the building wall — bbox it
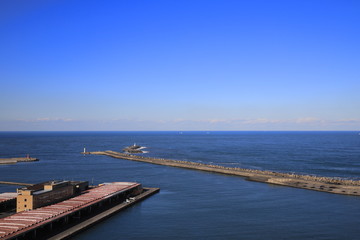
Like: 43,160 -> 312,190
131,185 -> 143,196
33,185 -> 74,209
72,181 -> 89,194
17,194 -> 33,212
17,184 -> 75,212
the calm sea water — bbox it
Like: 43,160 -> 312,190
0,131 -> 360,239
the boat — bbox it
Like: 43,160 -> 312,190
123,143 -> 144,153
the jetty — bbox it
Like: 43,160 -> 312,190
0,181 -> 33,187
85,150 -> 360,196
0,156 -> 38,165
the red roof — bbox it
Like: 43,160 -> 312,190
0,182 -> 139,239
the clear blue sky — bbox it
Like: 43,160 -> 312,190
1,0 -> 359,131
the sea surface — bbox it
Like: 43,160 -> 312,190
0,131 -> 360,239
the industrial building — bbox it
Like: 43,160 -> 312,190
16,181 -> 88,213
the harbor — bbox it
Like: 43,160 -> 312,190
1,132 -> 360,239
86,150 -> 360,196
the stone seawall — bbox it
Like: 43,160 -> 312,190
87,151 -> 360,196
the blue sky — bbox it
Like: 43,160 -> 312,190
1,0 -> 359,131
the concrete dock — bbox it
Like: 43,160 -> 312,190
86,150 -> 360,196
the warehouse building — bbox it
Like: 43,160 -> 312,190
16,181 -> 88,212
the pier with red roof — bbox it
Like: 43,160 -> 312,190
0,181 -> 159,239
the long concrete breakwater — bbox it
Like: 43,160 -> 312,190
0,181 -> 33,187
0,157 -> 38,165
86,151 -> 360,196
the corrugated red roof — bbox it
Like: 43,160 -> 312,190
0,182 -> 139,239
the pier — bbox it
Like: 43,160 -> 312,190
48,187 -> 159,240
86,151 -> 360,196
0,182 -> 159,239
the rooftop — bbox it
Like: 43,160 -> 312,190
0,182 -> 139,239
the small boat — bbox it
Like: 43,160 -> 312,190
123,143 -> 144,153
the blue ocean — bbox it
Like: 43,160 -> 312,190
0,131 -> 360,239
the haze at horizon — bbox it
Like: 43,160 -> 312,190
1,0 -> 359,131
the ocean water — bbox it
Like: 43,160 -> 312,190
0,131 -> 360,239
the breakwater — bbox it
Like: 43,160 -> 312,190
0,181 -> 33,187
86,151 -> 360,196
0,157 -> 38,165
